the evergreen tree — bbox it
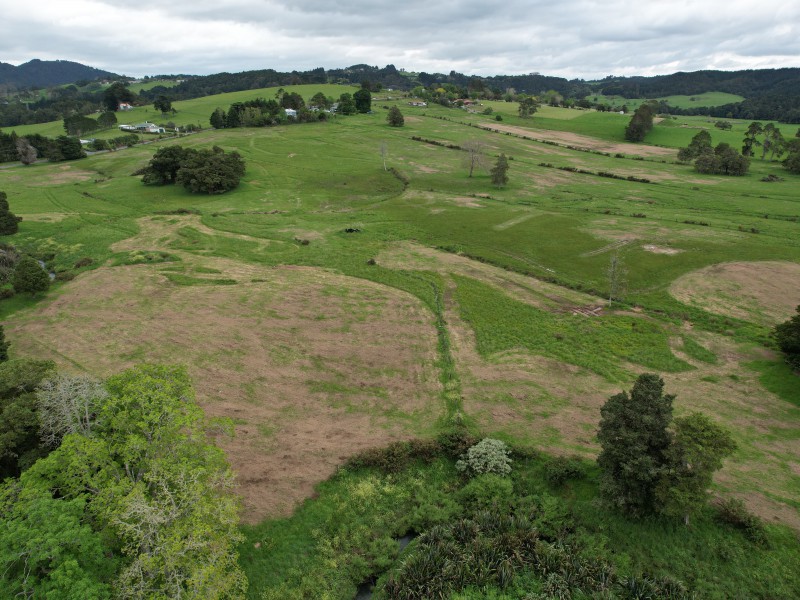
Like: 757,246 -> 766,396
12,255 -> 50,295
597,373 -> 674,517
338,93 -> 356,115
490,153 -> 509,187
210,107 -> 226,129
386,106 -> 404,127
353,88 -> 372,113
624,102 -> 656,142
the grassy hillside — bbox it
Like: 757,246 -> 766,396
588,91 -> 746,110
1,88 -> 798,597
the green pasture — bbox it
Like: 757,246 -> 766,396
1,92 -> 799,594
126,79 -> 180,93
586,91 -> 746,110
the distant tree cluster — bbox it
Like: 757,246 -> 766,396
0,131 -> 86,164
136,145 -> 246,194
678,130 -> 750,175
598,373 -> 736,524
624,102 -> 657,142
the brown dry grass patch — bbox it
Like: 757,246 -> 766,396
670,261 -> 800,326
8,257 -> 441,524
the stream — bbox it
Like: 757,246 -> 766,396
354,534 -> 416,599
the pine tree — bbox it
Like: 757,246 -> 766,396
387,106 -> 404,127
597,373 -> 674,517
490,153 -> 509,187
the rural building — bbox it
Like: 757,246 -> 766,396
118,102 -> 133,111
132,122 -> 165,133
284,108 -> 297,118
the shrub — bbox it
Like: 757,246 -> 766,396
715,498 -> 768,545
456,473 -> 514,511
12,255 -> 50,295
73,257 -> 93,269
544,456 -> 585,487
456,438 -> 512,477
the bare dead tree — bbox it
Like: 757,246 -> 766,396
462,139 -> 489,177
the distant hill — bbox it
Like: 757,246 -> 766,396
0,59 -> 118,88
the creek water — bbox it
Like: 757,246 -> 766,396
354,534 -> 416,599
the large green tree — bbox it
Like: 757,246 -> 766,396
353,88 -> 372,113
490,153 -> 509,187
624,102 -> 656,142
387,106 -> 404,127
656,413 -> 736,525
597,373 -> 674,517
517,95 -> 540,118
176,146 -> 246,194
138,145 -> 188,185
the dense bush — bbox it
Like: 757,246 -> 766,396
715,498 -> 768,545
137,145 -> 246,194
543,455 -> 585,487
456,438 -> 512,477
12,255 -> 50,295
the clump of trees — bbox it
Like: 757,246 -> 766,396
773,305 -> 800,370
136,145 -> 246,194
624,102 -> 657,142
598,373 -> 736,524
678,131 -> 750,175
0,364 -> 248,598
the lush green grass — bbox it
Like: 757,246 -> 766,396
747,359 -> 800,407
239,450 -> 800,599
587,91 -> 746,110
452,274 -> 690,381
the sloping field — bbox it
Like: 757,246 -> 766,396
670,261 -> 800,326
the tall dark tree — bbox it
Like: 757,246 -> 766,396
353,88 -> 372,113
597,373 -> 674,517
102,81 -> 136,112
96,111 -> 117,129
210,107 -> 226,129
338,93 -> 356,115
624,102 -> 657,142
47,136 -> 86,162
138,145 -> 188,185
153,95 -> 172,114
677,129 -> 712,161
490,153 -> 509,187
742,121 -> 763,157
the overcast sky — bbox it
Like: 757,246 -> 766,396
1,0 -> 798,80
